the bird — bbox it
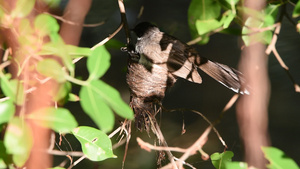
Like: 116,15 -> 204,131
126,22 -> 248,131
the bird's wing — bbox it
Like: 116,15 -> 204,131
159,33 -> 202,84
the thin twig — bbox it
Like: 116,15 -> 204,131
67,155 -> 86,169
44,12 -> 105,27
137,137 -> 187,153
91,23 -> 124,50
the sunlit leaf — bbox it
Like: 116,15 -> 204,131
11,0 -> 35,18
80,83 -> 115,133
27,107 -> 78,133
4,117 -> 33,167
68,93 -> 80,102
222,11 -> 236,28
262,147 -> 299,169
225,161 -> 248,169
72,126 -> 116,161
88,46 -> 110,80
34,14 -> 59,37
211,151 -> 234,169
0,100 -> 15,124
188,0 -> 221,41
66,45 -> 92,58
196,19 -> 222,35
37,59 -> 66,83
1,79 -> 24,105
18,19 -> 33,36
52,82 -> 71,102
89,80 -> 134,120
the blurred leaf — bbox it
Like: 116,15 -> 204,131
88,46 -> 110,80
211,151 -> 234,169
40,35 -> 74,74
242,16 -> 272,46
72,126 -> 116,161
11,0 -> 35,18
66,45 -> 92,58
4,117 -> 33,167
105,39 -> 125,49
225,161 -> 248,169
27,107 -> 78,133
48,167 -> 65,169
80,82 -> 115,133
0,140 -> 12,169
89,80 -> 134,120
52,82 -> 71,102
68,93 -> 80,102
1,79 -> 24,105
262,147 -> 299,169
293,0 -> 300,18
18,19 -> 33,36
0,100 -> 15,124
196,19 -> 222,35
34,14 -> 59,37
37,59 -> 66,83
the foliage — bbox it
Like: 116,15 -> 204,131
0,0 -> 300,168
0,0 -> 133,167
211,147 -> 299,169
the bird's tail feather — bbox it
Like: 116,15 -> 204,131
198,60 -> 249,95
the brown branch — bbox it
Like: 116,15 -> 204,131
265,22 -> 300,92
160,126 -> 212,169
91,23 -> 124,50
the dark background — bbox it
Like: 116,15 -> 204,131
56,0 -> 300,168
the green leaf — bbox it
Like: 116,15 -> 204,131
105,39 -> 125,49
37,59 -> 66,83
48,167 -> 66,169
68,93 -> 80,102
225,161 -> 248,169
0,100 -> 15,124
18,19 -> 33,36
89,80 -> 134,120
11,0 -> 35,18
66,45 -> 92,58
211,151 -> 234,169
242,16 -> 272,46
4,117 -> 33,167
72,126 -> 116,161
27,107 -> 78,133
39,35 -> 74,74
222,11 -> 236,29
34,14 -> 59,37
88,46 -> 110,80
262,147 -> 299,169
293,0 -> 300,18
196,19 -> 222,35
1,79 -> 24,105
80,83 -> 115,133
52,82 -> 71,102
188,0 -> 221,41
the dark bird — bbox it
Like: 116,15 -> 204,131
126,22 -> 248,131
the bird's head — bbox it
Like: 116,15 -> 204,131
132,22 -> 158,38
